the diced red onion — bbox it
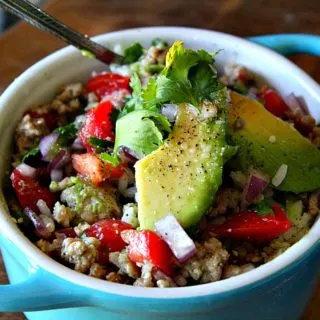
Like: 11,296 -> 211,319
49,149 -> 71,170
285,93 -> 309,115
71,137 -> 85,150
50,169 -> 63,182
161,104 -> 178,122
16,163 -> 36,178
244,173 -> 269,204
39,133 -> 59,158
36,199 -> 52,217
155,214 -> 197,263
24,207 -> 52,239
118,146 -> 140,164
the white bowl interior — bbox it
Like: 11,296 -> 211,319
0,27 -> 320,299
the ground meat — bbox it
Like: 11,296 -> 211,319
36,238 -> 63,254
209,188 -> 242,216
61,237 -> 100,273
106,272 -> 125,283
230,171 -> 248,189
173,272 -> 188,287
89,263 -> 107,279
285,109 -> 318,142
230,241 -> 264,265
15,114 -> 49,155
153,270 -> 176,288
222,264 -> 255,279
182,237 -> 229,284
49,83 -> 84,115
262,211 -> 312,262
308,191 -> 320,215
133,264 -> 176,288
109,250 -> 140,279
53,201 -> 75,227
56,83 -> 83,102
133,263 -> 154,287
74,222 -> 90,237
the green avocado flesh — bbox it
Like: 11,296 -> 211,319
135,102 -> 226,230
227,91 -> 320,193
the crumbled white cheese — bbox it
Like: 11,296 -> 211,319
53,201 -> 74,227
61,237 -> 100,273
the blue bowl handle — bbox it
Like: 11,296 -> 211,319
0,268 -> 86,312
248,34 -> 320,56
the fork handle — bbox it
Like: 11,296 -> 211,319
0,0 -> 120,64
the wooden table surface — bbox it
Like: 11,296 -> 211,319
0,0 -> 319,319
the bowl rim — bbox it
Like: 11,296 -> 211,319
0,26 -> 320,299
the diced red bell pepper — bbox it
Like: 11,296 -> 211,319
72,153 -> 125,185
208,204 -> 291,242
109,164 -> 126,180
11,169 -> 55,213
121,229 -> 175,276
86,73 -> 130,100
259,88 -> 290,118
79,100 -> 115,152
86,219 -> 133,264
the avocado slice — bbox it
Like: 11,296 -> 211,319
135,101 -> 226,230
227,91 -> 320,193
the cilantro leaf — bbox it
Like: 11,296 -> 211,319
22,146 -> 40,163
154,41 -> 221,108
156,74 -> 197,106
114,110 -> 171,158
119,73 -> 144,117
55,123 -> 78,147
120,73 -> 158,117
55,123 -> 77,138
253,198 -> 273,215
100,152 -> 120,166
123,43 -> 144,64
141,77 -> 158,109
87,137 -> 113,153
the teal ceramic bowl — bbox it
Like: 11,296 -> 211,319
0,27 -> 320,320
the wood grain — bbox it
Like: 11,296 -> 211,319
0,0 -> 319,319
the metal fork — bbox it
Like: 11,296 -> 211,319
0,0 -> 122,64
